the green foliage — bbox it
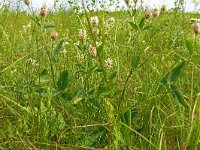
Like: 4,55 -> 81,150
0,1 -> 200,149
57,70 -> 69,91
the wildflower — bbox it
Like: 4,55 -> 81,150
107,17 -> 115,26
96,41 -> 102,47
90,16 -> 99,27
192,22 -> 200,35
105,58 -> 112,69
104,30 -> 109,37
145,10 -> 151,19
89,45 -> 97,58
161,5 -> 167,12
40,6 -> 47,17
92,28 -> 99,36
51,31 -> 58,41
23,0 -> 30,6
27,58 -> 39,66
153,8 -> 159,18
79,29 -> 87,41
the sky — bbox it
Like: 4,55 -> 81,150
1,0 -> 200,12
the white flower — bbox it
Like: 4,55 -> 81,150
96,41 -> 102,47
89,45 -> 97,58
79,29 -> 87,41
108,17 -> 115,24
192,22 -> 200,35
92,28 -> 99,36
51,31 -> 58,40
90,16 -> 99,27
105,58 -> 112,69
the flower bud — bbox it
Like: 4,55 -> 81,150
40,6 -> 47,17
92,28 -> 99,36
51,31 -> 58,41
145,10 -> 151,19
153,8 -> 159,18
192,22 -> 200,35
90,16 -> 99,27
79,29 -> 87,41
161,5 -> 167,13
105,58 -> 112,69
89,45 -> 97,58
23,0 -> 31,6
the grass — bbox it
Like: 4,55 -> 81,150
0,1 -> 200,149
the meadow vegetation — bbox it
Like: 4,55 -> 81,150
0,0 -> 200,149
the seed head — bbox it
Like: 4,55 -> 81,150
79,29 -> 87,41
104,30 -> 109,37
105,58 -> 112,69
145,10 -> 151,19
92,28 -> 99,36
192,22 -> 200,35
89,45 -> 97,58
153,8 -> 159,18
161,5 -> 167,12
23,0 -> 31,6
90,16 -> 99,27
40,6 -> 47,17
51,31 -> 58,41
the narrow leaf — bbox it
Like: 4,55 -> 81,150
132,9 -> 137,16
54,39 -> 64,56
168,60 -> 187,82
185,39 -> 193,55
139,17 -> 145,29
43,22 -> 57,29
170,85 -> 188,107
131,55 -> 140,69
143,26 -> 152,30
57,70 -> 69,91
129,22 -> 138,30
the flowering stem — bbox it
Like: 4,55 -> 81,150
121,69 -> 133,103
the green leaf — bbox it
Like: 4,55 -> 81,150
110,71 -> 117,81
121,109 -> 138,125
131,55 -> 140,69
57,70 -> 69,91
129,22 -> 138,30
61,92 -> 72,101
73,97 -> 83,105
185,39 -> 193,55
143,26 -> 152,30
139,17 -> 145,29
43,22 -> 57,29
132,9 -> 137,16
54,39 -> 64,56
170,85 -> 188,107
167,60 -> 187,82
